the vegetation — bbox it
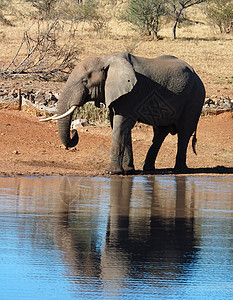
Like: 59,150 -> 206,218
205,0 -> 233,33
25,0 -> 59,19
1,0 -> 233,38
124,0 -> 166,40
73,103 -> 109,125
124,0 -> 207,39
1,19 -> 79,80
61,0 -> 110,36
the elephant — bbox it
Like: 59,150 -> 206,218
43,52 -> 205,175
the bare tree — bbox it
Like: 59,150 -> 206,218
1,20 -> 79,80
168,0 -> 206,39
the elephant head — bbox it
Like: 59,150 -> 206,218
55,55 -> 137,148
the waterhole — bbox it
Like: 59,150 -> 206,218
0,175 -> 232,299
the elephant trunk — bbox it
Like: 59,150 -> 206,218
57,115 -> 79,149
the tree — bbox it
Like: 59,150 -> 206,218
25,0 -> 59,19
168,0 -> 206,39
125,0 -> 166,40
61,0 -> 110,36
205,0 -> 233,33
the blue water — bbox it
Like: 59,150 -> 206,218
0,175 -> 232,299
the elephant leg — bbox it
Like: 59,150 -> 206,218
143,126 -> 169,171
107,114 -> 135,175
174,101 -> 202,172
174,131 -> 192,172
109,107 -> 114,129
122,132 -> 135,174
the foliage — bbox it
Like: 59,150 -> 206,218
73,103 -> 109,125
205,0 -> 233,33
123,0 -> 166,40
25,0 -> 60,19
67,0 -> 110,36
61,0 -> 97,21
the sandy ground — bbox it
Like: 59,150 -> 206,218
0,108 -> 232,177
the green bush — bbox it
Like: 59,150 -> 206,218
73,103 -> 110,125
205,0 -> 233,33
25,0 -> 59,19
61,0 -> 110,36
123,0 -> 166,40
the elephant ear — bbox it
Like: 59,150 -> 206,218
104,57 -> 137,107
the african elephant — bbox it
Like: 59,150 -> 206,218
45,52 -> 205,174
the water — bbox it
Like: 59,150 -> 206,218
0,175 -> 232,299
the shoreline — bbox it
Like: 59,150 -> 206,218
0,109 -> 232,178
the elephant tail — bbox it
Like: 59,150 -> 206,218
192,130 -> 197,155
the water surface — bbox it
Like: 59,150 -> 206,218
0,175 -> 232,299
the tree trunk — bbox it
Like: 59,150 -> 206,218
172,9 -> 183,40
172,19 -> 178,39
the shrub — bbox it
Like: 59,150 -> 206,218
73,103 -> 109,125
61,0 -> 110,36
25,0 -> 59,19
123,0 -> 166,40
205,0 -> 233,33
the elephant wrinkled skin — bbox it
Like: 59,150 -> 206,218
55,52 -> 205,175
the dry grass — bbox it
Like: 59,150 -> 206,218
0,4 -> 233,98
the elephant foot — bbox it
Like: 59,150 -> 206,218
142,163 -> 156,173
105,164 -> 124,175
174,164 -> 189,174
143,169 -> 156,175
105,169 -> 136,175
105,165 -> 135,175
123,168 -> 135,175
105,169 -> 124,175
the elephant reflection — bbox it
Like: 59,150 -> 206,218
55,176 -> 199,284
102,176 -> 197,281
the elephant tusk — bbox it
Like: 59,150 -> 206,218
39,105 -> 77,122
52,106 -> 77,120
39,114 -> 57,122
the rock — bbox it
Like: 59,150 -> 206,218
12,150 -> 20,155
202,95 -> 233,115
204,98 -> 215,106
34,92 -> 47,105
71,119 -> 90,129
25,90 -> 35,102
0,87 -> 232,117
54,93 -> 59,100
0,90 -> 8,96
46,92 -> 58,106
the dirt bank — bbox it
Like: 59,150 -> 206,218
0,109 -> 232,177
